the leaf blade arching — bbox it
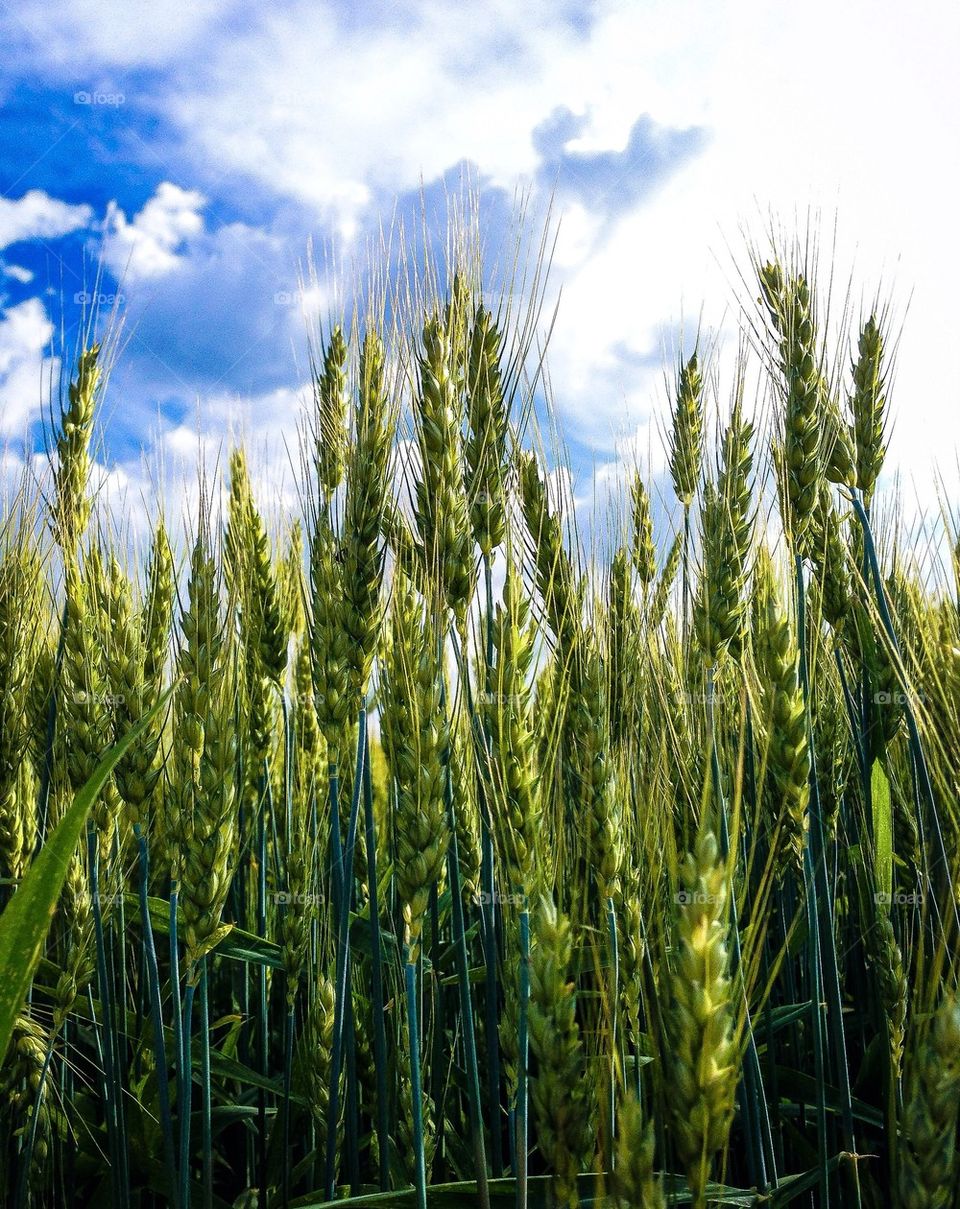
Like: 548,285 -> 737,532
0,686 -> 174,1063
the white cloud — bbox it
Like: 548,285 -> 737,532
1,0 -> 229,71
520,0 -> 960,512
3,264 -> 35,284
104,182 -> 207,281
4,0 -> 960,514
0,298 -> 57,437
0,189 -> 92,251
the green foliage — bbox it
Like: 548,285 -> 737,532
0,231 -> 957,1209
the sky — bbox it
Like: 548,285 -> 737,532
1,0 -> 959,541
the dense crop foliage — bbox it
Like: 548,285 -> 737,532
1,231 -> 959,1208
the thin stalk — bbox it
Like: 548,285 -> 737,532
135,825 -> 177,1207
87,824 -> 125,1209
482,554 -> 504,1177
256,780 -> 269,1209
443,793 -> 491,1209
362,722 -> 390,1190
516,907 -> 530,1209
405,957 -> 427,1209
169,882 -> 183,1197
605,896 -> 619,1177
794,555 -> 833,1207
200,964 -> 212,1209
178,980 -> 196,1209
233,691 -> 255,1191
281,692 -> 296,1209
345,988 -> 361,1193
282,1006 -> 295,1209
110,836 -> 131,1205
324,713 -> 368,1200
682,505 -> 691,643
329,762 -> 343,934
428,883 -> 445,1166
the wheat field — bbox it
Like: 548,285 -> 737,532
0,223 -> 958,1209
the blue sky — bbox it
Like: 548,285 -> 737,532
1,0 -> 959,534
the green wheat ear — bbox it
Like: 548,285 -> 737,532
341,328 -> 393,709
528,896 -> 588,1209
668,829 -> 738,1209
760,262 -> 824,556
867,910 -> 907,1084
669,349 -> 704,508
0,539 -> 44,884
810,482 -> 851,628
484,564 -> 539,902
313,323 -> 349,502
607,545 -> 641,746
173,530 -> 237,980
465,301 -> 510,555
378,574 -> 449,963
694,399 -> 754,664
898,996 -> 960,1209
612,1091 -> 666,1209
751,546 -> 810,874
518,448 -> 582,650
53,343 -> 101,558
412,312 -> 473,622
630,471 -> 657,587
850,312 -> 888,502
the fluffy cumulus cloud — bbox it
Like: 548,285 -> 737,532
0,297 -> 56,437
103,183 -> 207,280
0,189 -> 92,250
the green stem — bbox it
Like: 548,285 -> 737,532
482,554 -> 504,1178
324,713 -> 368,1200
135,825 -> 177,1208
256,775 -> 269,1209
516,908 -> 530,1209
794,555 -> 833,1207
605,896 -> 619,1178
405,957 -> 427,1209
444,816 -> 491,1206
362,722 -> 391,1191
178,980 -> 196,1209
87,823 -> 126,1209
200,964 -> 212,1209
282,1005 -> 295,1209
